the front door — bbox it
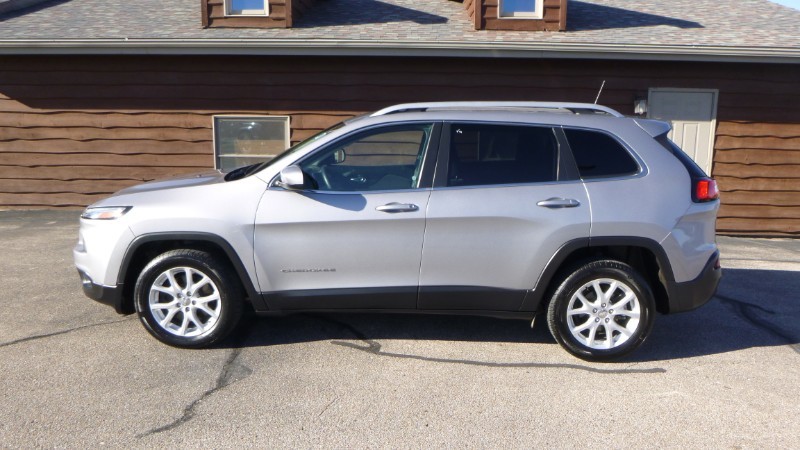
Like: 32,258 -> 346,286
418,122 -> 591,311
648,88 -> 719,174
253,122 -> 438,310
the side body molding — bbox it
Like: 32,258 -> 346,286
519,236 -> 679,313
117,232 -> 267,311
520,238 -> 589,312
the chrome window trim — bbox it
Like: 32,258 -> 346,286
428,178 -> 585,192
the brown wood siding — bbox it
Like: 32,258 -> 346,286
478,0 -> 564,31
202,0 -> 289,28
0,55 -> 799,236
463,0 -> 478,30
713,121 -> 800,236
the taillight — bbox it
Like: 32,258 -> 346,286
695,178 -> 719,202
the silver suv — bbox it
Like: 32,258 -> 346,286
74,102 -> 722,361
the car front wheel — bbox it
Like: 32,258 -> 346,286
546,259 -> 655,362
134,249 -> 243,348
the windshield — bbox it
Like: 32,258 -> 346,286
224,121 -> 347,181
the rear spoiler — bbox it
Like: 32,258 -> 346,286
634,118 -> 671,137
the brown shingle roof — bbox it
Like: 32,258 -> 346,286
0,0 -> 799,57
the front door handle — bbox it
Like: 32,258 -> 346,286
376,202 -> 419,213
537,198 -> 581,208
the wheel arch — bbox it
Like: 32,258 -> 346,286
521,236 -> 676,315
117,232 -> 265,314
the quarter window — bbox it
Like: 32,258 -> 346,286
300,124 -> 433,192
226,0 -> 268,16
214,116 -> 289,171
563,129 -> 640,178
446,123 -> 558,187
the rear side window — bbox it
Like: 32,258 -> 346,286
564,129 -> 639,178
447,123 -> 558,187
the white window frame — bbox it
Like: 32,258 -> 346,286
498,0 -> 544,19
213,115 -> 290,170
225,0 -> 269,16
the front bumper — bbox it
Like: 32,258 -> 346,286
78,270 -> 128,314
667,250 -> 722,313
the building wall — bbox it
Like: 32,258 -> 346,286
0,55 -> 798,235
713,121 -> 800,235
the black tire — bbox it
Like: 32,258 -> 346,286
546,259 -> 655,362
134,249 -> 243,348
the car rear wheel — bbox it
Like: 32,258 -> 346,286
134,249 -> 243,348
546,259 -> 655,362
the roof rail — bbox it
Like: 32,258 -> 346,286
370,101 -> 624,118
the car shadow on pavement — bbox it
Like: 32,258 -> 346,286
237,311 -> 550,347
628,268 -> 800,362
223,268 -> 799,363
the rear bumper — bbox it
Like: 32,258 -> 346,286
666,250 -> 722,313
78,270 -> 128,314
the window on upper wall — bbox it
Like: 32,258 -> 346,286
214,116 -> 289,171
226,0 -> 268,16
498,0 -> 544,18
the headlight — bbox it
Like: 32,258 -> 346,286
80,206 -> 132,220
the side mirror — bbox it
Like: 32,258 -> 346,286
334,149 -> 346,164
276,165 -> 306,190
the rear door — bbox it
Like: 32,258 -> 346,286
254,122 -> 439,310
648,88 -> 718,174
418,122 -> 591,311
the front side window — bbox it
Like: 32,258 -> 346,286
299,124 -> 433,192
226,0 -> 268,16
498,0 -> 543,18
446,123 -> 558,187
563,129 -> 640,179
214,116 -> 289,171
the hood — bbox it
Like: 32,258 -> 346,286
114,170 -> 225,196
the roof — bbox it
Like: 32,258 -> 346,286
1,0 -> 799,62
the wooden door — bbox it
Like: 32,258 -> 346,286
648,88 -> 719,175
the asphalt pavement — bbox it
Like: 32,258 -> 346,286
0,210 -> 798,448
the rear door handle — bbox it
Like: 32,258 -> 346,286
376,202 -> 419,213
537,198 -> 580,208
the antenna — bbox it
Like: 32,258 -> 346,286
594,80 -> 606,104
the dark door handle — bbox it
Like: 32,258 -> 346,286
537,198 -> 580,208
376,202 -> 419,213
